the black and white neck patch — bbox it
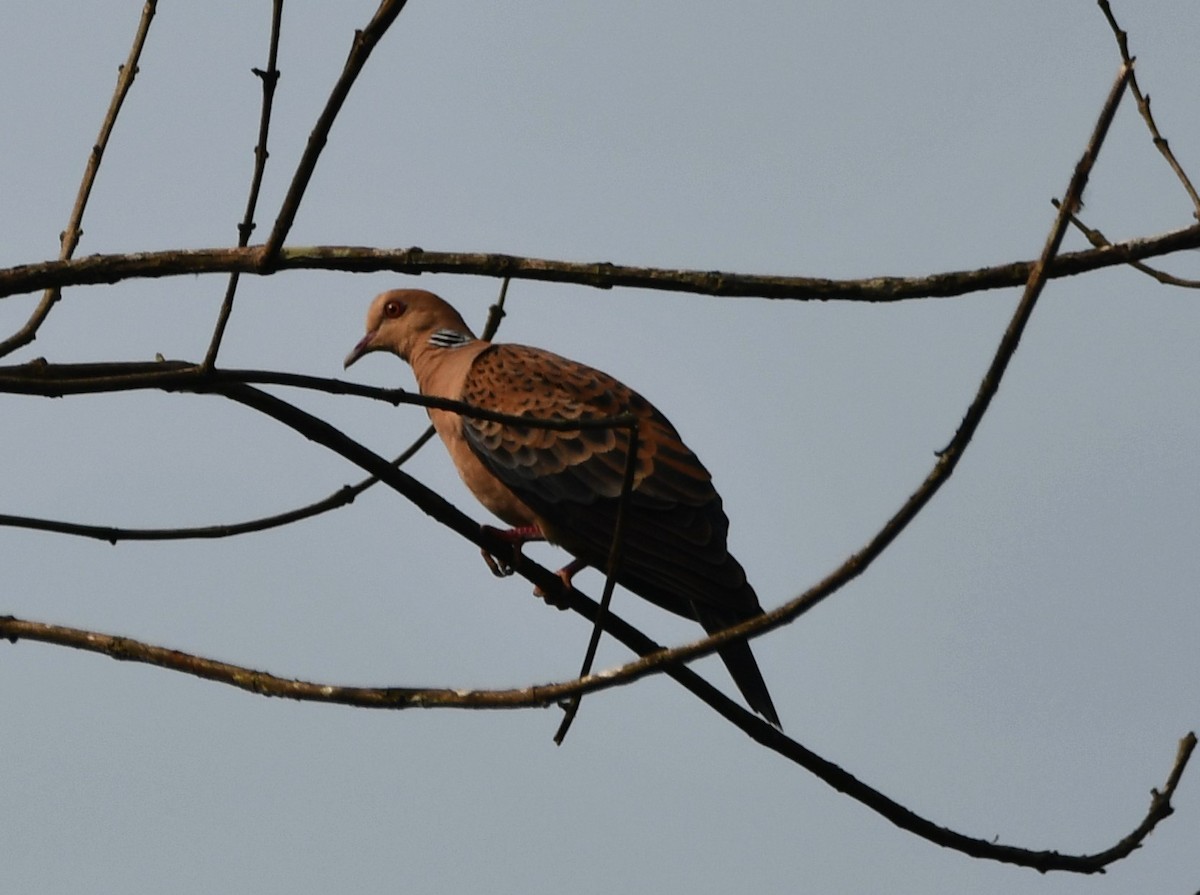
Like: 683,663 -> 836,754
428,329 -> 473,349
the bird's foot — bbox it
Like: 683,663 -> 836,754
534,558 -> 588,610
480,524 -> 543,577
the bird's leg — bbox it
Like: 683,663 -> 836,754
556,557 -> 587,589
534,557 -> 588,610
480,524 -> 544,577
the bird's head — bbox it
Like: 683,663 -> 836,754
344,289 -> 475,368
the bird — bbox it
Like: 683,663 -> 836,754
344,288 -> 780,726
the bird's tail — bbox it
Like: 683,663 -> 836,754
695,607 -> 781,728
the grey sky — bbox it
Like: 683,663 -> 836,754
2,3 -> 1197,893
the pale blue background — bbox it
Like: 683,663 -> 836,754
2,3 -> 1197,893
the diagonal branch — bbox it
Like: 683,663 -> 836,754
0,0 -> 158,359
1055,199 -> 1200,288
260,0 -> 410,262
1098,0 -> 1200,218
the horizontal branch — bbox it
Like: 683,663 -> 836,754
2,221 -> 1200,303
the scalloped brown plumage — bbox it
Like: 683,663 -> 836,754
345,288 -> 780,726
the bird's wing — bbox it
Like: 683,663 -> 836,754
459,343 -> 756,616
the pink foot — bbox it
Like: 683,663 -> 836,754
480,524 -> 544,577
535,557 -> 588,610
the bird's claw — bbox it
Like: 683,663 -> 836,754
533,572 -> 573,610
533,560 -> 587,610
480,524 -> 543,578
481,547 -> 516,578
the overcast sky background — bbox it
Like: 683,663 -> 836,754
2,3 -> 1198,893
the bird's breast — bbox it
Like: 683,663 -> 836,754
429,407 -> 542,530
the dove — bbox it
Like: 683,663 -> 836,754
345,288 -> 780,726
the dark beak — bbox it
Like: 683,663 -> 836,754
343,330 -> 376,369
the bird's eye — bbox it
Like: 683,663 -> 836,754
384,300 -> 405,318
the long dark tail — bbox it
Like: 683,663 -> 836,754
695,606 -> 781,728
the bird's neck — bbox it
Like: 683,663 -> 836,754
428,328 -> 474,349
409,330 -> 487,399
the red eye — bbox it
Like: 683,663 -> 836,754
384,300 -> 405,318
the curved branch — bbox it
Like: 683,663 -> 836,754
1,606 -> 1191,877
0,429 -> 433,544
2,280 -> 1189,875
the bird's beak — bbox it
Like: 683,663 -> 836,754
343,330 -> 376,369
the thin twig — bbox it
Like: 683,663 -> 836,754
480,277 -> 510,340
203,0 -> 285,369
1098,0 -> 1200,218
0,0 -> 158,359
0,430 -> 434,544
260,0 -> 410,262
553,418 -> 640,744
1054,199 -> 1200,287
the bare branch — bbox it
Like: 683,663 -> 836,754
0,430 -> 434,544
260,0 -> 411,261
1,124 -> 1187,868
202,0 -> 285,368
1098,0 -> 1200,218
4,222 -> 1200,306
1055,199 -> 1200,287
0,0 -> 158,359
0,362 -> 639,435
1,607 -> 1190,877
553,416 -> 641,744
